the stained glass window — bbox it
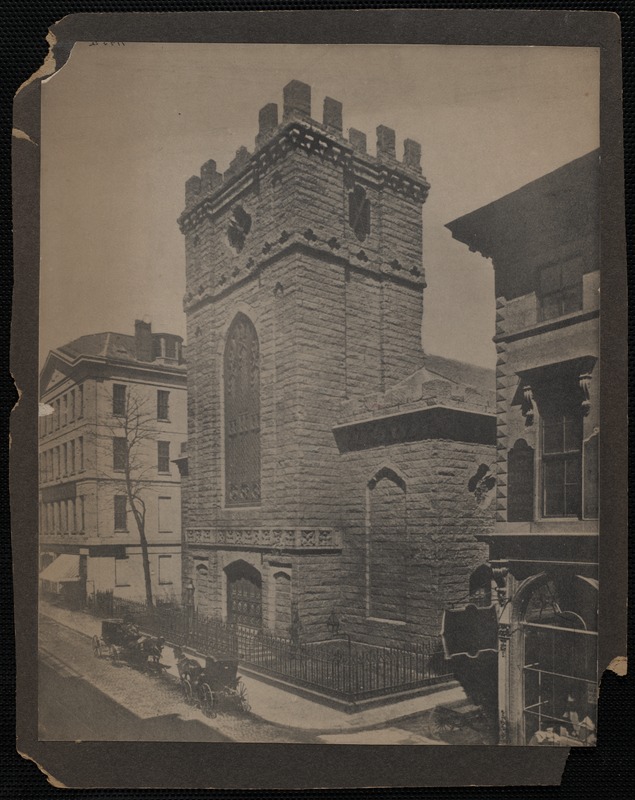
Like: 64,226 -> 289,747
224,314 -> 261,506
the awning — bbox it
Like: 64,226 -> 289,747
441,603 -> 499,659
39,554 -> 80,584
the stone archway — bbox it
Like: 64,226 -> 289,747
225,559 -> 263,629
507,571 -> 598,745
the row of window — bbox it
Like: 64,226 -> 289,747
112,438 -> 171,474
113,494 -> 176,532
40,437 -> 173,480
40,438 -> 84,483
40,497 -> 85,534
112,384 -> 171,421
40,385 -> 84,437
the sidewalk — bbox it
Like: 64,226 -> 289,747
40,601 -> 465,736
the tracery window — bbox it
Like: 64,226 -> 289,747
224,314 -> 261,506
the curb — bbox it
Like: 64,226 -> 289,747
39,607 -> 456,739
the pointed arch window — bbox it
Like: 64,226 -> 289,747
366,467 -> 408,621
224,313 -> 261,506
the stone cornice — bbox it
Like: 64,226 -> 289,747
333,405 -> 496,453
178,120 -> 430,235
183,229 -> 426,313
493,308 -> 599,344
185,527 -> 342,552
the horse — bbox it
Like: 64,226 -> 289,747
173,645 -> 204,684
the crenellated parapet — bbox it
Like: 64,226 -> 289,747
179,79 -> 429,232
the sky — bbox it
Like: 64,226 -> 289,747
40,43 -> 600,370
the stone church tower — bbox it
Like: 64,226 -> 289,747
180,81 -> 494,644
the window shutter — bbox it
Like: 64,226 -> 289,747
507,438 -> 534,522
583,429 -> 599,520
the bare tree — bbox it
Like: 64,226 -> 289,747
96,387 -> 160,607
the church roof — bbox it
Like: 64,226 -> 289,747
413,354 -> 494,396
337,353 -> 495,426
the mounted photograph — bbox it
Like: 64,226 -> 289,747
32,38 -> 609,752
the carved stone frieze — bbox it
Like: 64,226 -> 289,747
185,527 -> 342,552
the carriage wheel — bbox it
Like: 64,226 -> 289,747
92,635 -> 102,658
199,683 -> 217,718
181,679 -> 194,705
235,679 -> 251,714
431,711 -> 450,739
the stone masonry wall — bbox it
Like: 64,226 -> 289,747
179,81 -> 492,644
337,438 -> 495,647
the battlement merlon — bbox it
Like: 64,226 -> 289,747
180,80 -> 429,226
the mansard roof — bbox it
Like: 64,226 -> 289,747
40,329 -> 186,398
58,332 -> 136,362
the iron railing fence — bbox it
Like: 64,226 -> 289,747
89,593 -> 453,702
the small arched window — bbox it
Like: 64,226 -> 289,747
224,313 -> 261,506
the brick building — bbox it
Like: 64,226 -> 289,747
39,321 -> 187,607
179,80 -> 495,647
447,150 -> 600,745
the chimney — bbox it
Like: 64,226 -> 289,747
135,320 -> 153,362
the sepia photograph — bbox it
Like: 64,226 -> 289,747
33,38 -> 605,752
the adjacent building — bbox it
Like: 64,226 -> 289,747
178,80 -> 496,647
39,321 -> 187,607
447,150 -> 600,746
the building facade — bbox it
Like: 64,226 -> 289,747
39,321 -> 187,607
179,80 -> 496,647
447,150 -> 600,746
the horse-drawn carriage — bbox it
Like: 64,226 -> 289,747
92,618 -> 167,676
174,646 -> 251,717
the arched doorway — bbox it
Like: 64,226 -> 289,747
225,560 -> 262,629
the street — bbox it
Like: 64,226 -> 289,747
39,614 -> 488,745
39,616 -> 314,743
